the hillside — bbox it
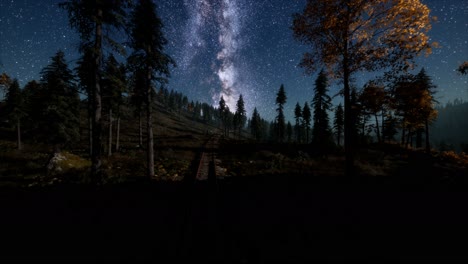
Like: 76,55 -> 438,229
0,100 -> 222,185
1,99 -> 468,262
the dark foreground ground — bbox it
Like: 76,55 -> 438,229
1,175 -> 467,262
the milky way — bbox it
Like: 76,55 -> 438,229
1,0 -> 467,121
181,0 -> 251,111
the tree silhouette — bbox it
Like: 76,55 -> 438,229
5,79 -> 24,150
359,81 -> 386,143
392,70 -> 437,150
293,0 -> 435,177
129,69 -> 146,147
302,102 -> 311,143
458,61 -> 468,75
38,51 -> 80,152
102,54 -> 127,155
128,0 -> 175,178
75,49 -> 95,157
294,102 -> 303,142
219,96 -> 229,137
234,94 -> 246,138
312,70 -> 332,150
333,103 -> 344,146
275,84 -> 287,142
60,0 -> 131,182
250,107 -> 262,140
414,68 -> 437,152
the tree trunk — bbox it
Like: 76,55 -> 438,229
17,118 -> 22,150
91,9 -> 103,184
147,66 -> 155,178
108,108 -> 112,157
116,115 -> 120,152
425,119 -> 430,153
343,49 -> 355,179
374,114 -> 381,143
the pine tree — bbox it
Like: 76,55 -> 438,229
102,54 -> 127,155
5,79 -> 24,150
302,102 -> 311,143
130,69 -> 146,148
250,107 -> 262,140
312,70 -> 332,150
414,68 -> 437,152
351,87 -> 366,144
333,103 -> 344,146
128,0 -> 174,178
234,94 -> 246,138
219,96 -> 229,136
294,102 -> 302,142
38,50 -> 80,152
76,49 -> 95,157
60,0 -> 131,182
275,84 -> 287,142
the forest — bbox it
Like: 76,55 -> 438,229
0,0 -> 467,262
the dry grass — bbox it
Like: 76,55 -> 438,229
439,151 -> 468,167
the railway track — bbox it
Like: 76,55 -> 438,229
195,134 -> 221,182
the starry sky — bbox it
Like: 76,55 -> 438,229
1,0 -> 467,122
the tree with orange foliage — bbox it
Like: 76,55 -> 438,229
0,73 -> 12,100
458,61 -> 468,75
293,0 -> 435,177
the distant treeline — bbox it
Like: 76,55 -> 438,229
432,99 -> 468,153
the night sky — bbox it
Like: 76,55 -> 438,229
1,0 -> 467,121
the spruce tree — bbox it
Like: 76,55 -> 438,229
60,0 -> 131,182
250,107 -> 261,140
234,94 -> 246,138
312,70 -> 332,151
414,68 -> 437,152
76,49 -> 95,157
302,102 -> 311,143
333,103 -> 344,146
275,84 -> 287,142
38,51 -> 80,152
128,0 -> 174,178
219,96 -> 228,136
294,102 -> 302,142
102,54 -> 127,155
